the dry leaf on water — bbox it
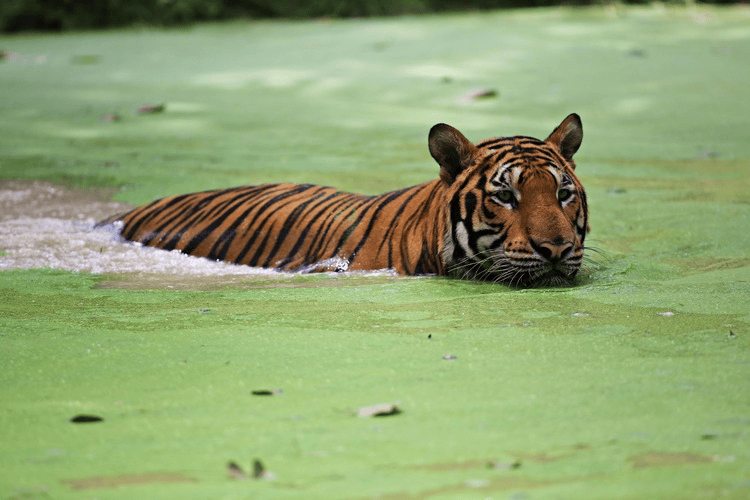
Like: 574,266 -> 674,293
251,388 -> 283,396
227,460 -> 275,480
70,414 -> 104,423
356,403 -> 401,418
137,104 -> 165,114
227,461 -> 248,480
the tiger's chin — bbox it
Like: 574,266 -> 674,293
523,269 -> 578,288
487,269 -> 579,288
449,261 -> 580,288
510,261 -> 582,287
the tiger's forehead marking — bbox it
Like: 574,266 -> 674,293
480,136 -> 567,171
487,162 -> 565,205
488,163 -> 516,186
489,163 -> 563,187
545,166 -> 563,184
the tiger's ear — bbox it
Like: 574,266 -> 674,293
429,123 -> 478,184
545,113 -> 583,165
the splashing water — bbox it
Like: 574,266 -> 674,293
0,181 -> 294,277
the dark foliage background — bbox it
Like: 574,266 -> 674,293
0,0 -> 738,33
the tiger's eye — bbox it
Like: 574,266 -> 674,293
495,190 -> 514,204
558,188 -> 573,201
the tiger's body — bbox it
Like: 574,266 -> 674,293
102,114 -> 588,286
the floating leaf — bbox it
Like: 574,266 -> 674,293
253,459 -> 276,480
357,403 -> 401,418
227,461 -> 248,480
251,388 -> 283,396
1,50 -> 19,62
487,459 -> 522,471
101,114 -> 120,122
70,414 -> 104,423
442,354 -> 456,361
253,459 -> 265,478
227,459 -> 275,480
626,48 -> 646,58
137,104 -> 165,114
460,89 -> 498,102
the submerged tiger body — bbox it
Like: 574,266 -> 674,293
102,114 -> 588,286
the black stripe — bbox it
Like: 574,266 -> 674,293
476,138 -> 512,149
206,185 -> 295,259
331,196 -> 385,256
263,187 -> 340,268
306,194 -> 369,265
463,191 -> 477,221
233,185 -> 318,265
481,199 -> 502,226
377,184 -> 429,256
122,193 -> 197,241
578,190 -> 589,245
135,188 -> 251,247
383,183 -> 440,270
166,187 -> 267,253
346,187 -> 411,265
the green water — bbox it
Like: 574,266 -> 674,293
1,5 -> 749,499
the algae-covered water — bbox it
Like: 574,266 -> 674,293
1,5 -> 749,499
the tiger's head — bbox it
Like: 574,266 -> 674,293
429,114 -> 588,286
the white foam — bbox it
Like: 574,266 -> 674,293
0,216 -> 290,276
0,182 -> 287,276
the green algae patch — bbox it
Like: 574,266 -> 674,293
586,158 -> 750,204
3,5 -> 750,499
2,269 -> 749,499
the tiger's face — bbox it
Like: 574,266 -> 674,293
429,114 -> 588,286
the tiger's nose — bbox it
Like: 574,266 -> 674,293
532,239 -> 573,263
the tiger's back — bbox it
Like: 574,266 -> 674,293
104,114 -> 588,286
112,181 -> 447,274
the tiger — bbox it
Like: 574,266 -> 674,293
100,114 -> 588,286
